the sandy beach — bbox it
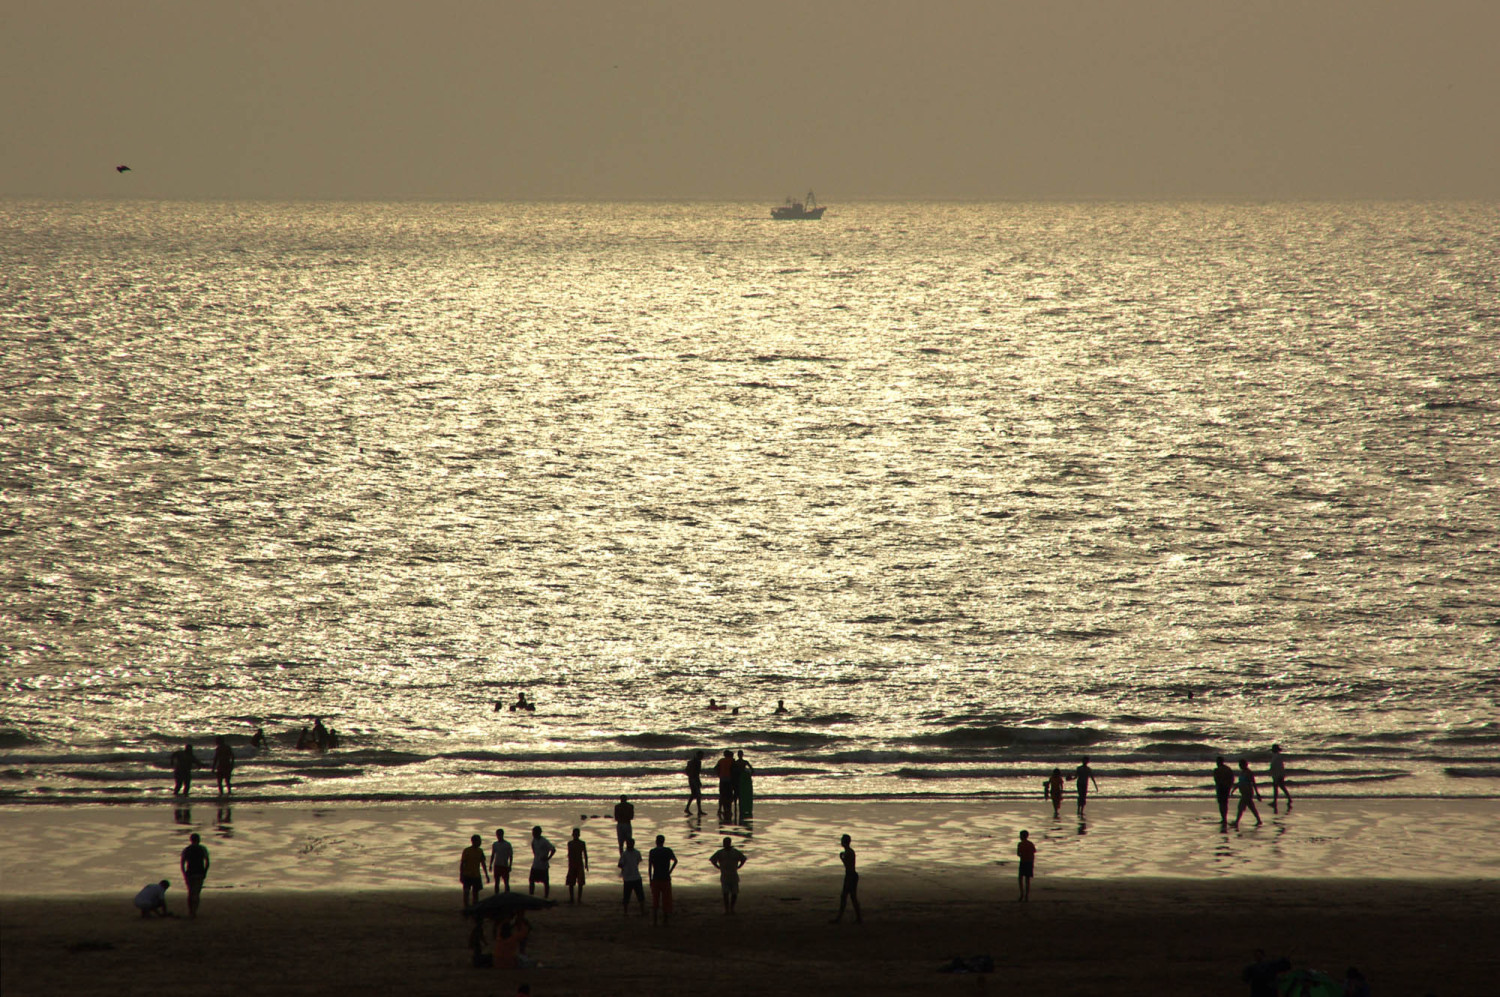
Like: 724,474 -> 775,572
4,877 -> 1497,996
4,798 -> 1499,994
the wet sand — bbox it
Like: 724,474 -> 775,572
4,877 -> 1497,996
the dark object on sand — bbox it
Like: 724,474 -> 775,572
938,955 -> 994,973
115,165 -> 131,173
1277,968 -> 1342,997
65,940 -> 116,953
464,891 -> 557,919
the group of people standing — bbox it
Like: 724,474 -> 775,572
169,737 -> 236,796
683,749 -> 755,820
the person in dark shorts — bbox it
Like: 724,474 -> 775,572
490,828 -> 513,893
714,749 -> 736,819
1213,756 -> 1236,828
1074,756 -> 1099,812
565,827 -> 589,904
460,833 -> 488,907
179,832 -> 210,918
618,837 -> 645,915
833,834 -> 861,923
528,826 -> 555,897
684,750 -> 705,815
648,834 -> 677,925
1269,744 -> 1293,812
211,736 -> 235,795
1016,830 -> 1036,901
170,741 -> 201,796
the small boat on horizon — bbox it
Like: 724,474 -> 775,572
771,191 -> 826,220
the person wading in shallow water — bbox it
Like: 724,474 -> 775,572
1269,744 -> 1293,812
1074,756 -> 1100,812
1045,767 -> 1066,818
211,736 -> 235,795
1213,755 -> 1236,828
832,834 -> 862,923
1233,759 -> 1263,828
684,750 -> 705,815
170,741 -> 201,796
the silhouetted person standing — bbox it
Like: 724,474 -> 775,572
684,750 -> 705,815
833,834 -> 861,923
1074,756 -> 1099,812
179,833 -> 210,918
648,834 -> 677,925
613,795 -> 634,853
1016,830 -> 1036,901
529,826 -> 555,897
710,836 -> 746,913
1233,759 -> 1263,828
714,749 -> 735,819
1213,756 -> 1235,827
619,837 -> 645,915
170,741 -> 203,796
211,736 -> 235,795
1269,744 -> 1293,812
490,828 -> 513,893
565,827 -> 589,904
460,833 -> 489,906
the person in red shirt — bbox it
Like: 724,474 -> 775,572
1016,830 -> 1037,902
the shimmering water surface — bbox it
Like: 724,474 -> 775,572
2,200 -> 1497,803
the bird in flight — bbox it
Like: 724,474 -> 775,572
115,165 -> 131,173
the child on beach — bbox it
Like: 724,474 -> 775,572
1045,768 -> 1065,817
491,829 -> 513,893
710,836 -> 747,914
565,827 -> 589,904
460,834 -> 489,907
1016,830 -> 1036,901
833,834 -> 861,923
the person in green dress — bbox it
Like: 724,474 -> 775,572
734,750 -> 754,819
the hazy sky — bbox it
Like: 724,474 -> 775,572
5,1 -> 1498,200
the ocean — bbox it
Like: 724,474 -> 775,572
2,199 -> 1496,806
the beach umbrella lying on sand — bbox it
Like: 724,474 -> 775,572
464,892 -> 557,919
1278,968 -> 1342,997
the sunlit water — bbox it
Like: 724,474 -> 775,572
2,200 -> 1496,804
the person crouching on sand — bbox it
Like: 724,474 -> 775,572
134,880 -> 172,918
1016,830 -> 1036,901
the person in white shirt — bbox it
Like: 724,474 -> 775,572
528,825 -> 556,898
490,829 -> 514,893
618,837 -> 645,915
1269,744 -> 1293,812
134,880 -> 171,917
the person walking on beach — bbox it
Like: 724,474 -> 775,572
179,832 -> 210,918
211,736 -> 235,795
648,834 -> 677,925
619,837 -> 645,915
170,741 -> 201,796
490,828 -> 513,893
529,826 -> 556,897
685,750 -> 705,815
134,879 -> 172,918
1233,759 -> 1263,828
565,827 -> 589,904
1016,830 -> 1036,901
833,834 -> 862,923
1269,744 -> 1293,812
613,795 -> 635,853
1213,756 -> 1236,828
710,836 -> 747,914
1045,768 -> 1066,818
461,834 -> 489,907
1074,757 -> 1100,812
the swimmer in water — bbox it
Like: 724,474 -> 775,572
773,699 -> 788,715
707,698 -> 723,711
